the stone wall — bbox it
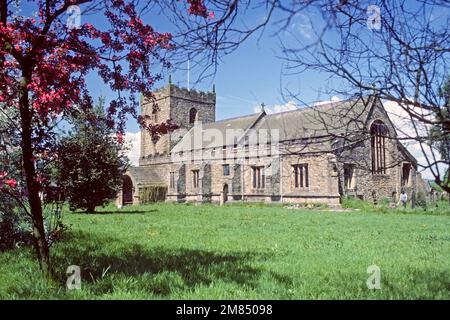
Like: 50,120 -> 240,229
202,163 -> 212,202
162,150 -> 341,205
176,164 -> 186,201
334,100 -> 417,203
279,153 -> 340,204
140,84 -> 216,160
231,164 -> 242,199
140,93 -> 172,159
169,85 -> 216,126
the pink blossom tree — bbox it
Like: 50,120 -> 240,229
0,0 -> 217,275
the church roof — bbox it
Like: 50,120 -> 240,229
126,166 -> 165,186
256,97 -> 374,142
171,96 -> 376,152
171,112 -> 264,152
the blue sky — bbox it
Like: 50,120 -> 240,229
75,1 -> 340,133
17,1 -> 316,132
17,1 -> 449,136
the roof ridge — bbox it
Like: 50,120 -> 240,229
208,97 -> 365,123
212,112 -> 262,124
263,97 -> 365,118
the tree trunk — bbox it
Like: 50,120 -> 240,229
0,1 -> 6,67
86,204 -> 96,213
18,71 -> 51,276
0,0 -> 6,26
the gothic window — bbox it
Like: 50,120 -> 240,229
252,166 -> 265,189
189,108 -> 197,124
192,170 -> 200,188
344,164 -> 355,190
292,164 -> 309,188
401,163 -> 411,186
370,120 -> 388,174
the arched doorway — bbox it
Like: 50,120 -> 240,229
223,184 -> 229,204
189,108 -> 197,124
122,175 -> 134,205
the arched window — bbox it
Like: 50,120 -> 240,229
189,108 -> 197,124
370,120 -> 388,174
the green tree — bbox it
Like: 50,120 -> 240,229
57,99 -> 128,213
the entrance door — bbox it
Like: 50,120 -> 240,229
223,184 -> 229,203
122,175 -> 133,205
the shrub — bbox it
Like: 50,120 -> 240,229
415,191 -> 427,209
0,211 -> 22,251
56,100 -> 128,213
0,196 -> 33,251
139,186 -> 167,204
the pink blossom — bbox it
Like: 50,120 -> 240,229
5,179 -> 17,189
117,133 -> 124,144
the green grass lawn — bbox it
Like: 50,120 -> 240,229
1,202 -> 449,299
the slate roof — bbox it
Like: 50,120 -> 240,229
255,98 -> 374,142
172,96 -> 375,152
126,166 -> 164,186
171,112 -> 264,152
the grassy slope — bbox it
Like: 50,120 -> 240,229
0,203 -> 449,299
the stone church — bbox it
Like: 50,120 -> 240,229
118,82 -> 420,206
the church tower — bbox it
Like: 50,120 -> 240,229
140,82 -> 216,164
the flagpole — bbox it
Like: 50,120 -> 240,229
187,59 -> 190,91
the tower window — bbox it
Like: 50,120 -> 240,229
223,164 -> 230,176
189,108 -> 197,124
370,120 -> 388,174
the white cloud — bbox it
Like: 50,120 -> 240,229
123,131 -> 140,166
253,100 -> 299,114
272,101 -> 298,113
313,96 -> 341,106
253,105 -> 263,113
253,98 -> 342,114
383,100 -> 442,180
295,14 -> 314,39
